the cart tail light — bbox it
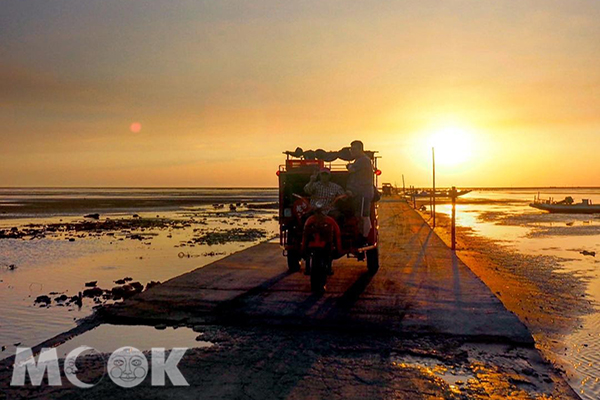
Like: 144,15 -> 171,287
375,169 -> 382,176
276,170 -> 281,176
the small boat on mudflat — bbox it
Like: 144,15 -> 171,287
530,197 -> 600,214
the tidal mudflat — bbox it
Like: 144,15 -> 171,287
0,189 -> 278,359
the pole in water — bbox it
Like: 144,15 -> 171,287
402,174 -> 406,194
451,186 -> 457,251
432,147 -> 436,228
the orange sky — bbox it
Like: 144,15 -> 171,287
1,1 -> 600,187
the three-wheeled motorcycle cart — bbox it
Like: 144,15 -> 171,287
277,149 -> 381,292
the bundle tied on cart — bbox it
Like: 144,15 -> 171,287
285,147 -> 376,161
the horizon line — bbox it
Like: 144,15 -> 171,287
1,186 -> 600,190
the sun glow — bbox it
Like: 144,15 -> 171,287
427,127 -> 474,167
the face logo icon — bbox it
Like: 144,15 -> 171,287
107,347 -> 148,388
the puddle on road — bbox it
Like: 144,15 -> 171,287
391,351 -> 548,399
392,354 -> 476,391
53,324 -> 214,358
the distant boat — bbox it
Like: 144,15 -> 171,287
530,197 -> 600,214
409,189 -> 472,198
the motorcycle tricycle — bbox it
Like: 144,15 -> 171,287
277,148 -> 381,293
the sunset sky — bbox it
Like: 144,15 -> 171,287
2,0 -> 600,187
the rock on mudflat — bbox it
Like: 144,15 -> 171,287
111,283 -> 142,299
129,282 -> 143,292
54,294 -> 68,302
145,281 -> 161,291
70,294 -> 83,307
34,295 -> 51,304
82,287 -> 103,298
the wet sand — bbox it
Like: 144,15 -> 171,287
420,203 -> 593,397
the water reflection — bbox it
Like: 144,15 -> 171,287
53,324 -> 213,358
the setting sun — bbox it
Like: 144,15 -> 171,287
427,127 -> 474,167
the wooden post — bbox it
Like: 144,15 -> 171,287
432,147 -> 436,228
402,174 -> 406,195
451,186 -> 457,251
429,195 -> 432,216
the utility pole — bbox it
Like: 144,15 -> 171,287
432,147 -> 436,228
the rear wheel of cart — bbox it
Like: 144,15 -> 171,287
304,255 -> 311,275
287,250 -> 301,272
367,247 -> 379,275
310,252 -> 327,294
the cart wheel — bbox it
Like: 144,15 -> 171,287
310,253 -> 327,294
367,248 -> 379,275
287,252 -> 301,272
304,256 -> 311,276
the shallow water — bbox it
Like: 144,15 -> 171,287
434,188 -> 600,399
52,324 -> 213,358
0,197 -> 278,359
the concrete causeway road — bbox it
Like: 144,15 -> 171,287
104,199 -> 532,345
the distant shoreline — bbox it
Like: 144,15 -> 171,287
1,186 -> 600,190
0,188 -> 278,220
0,187 -> 278,190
